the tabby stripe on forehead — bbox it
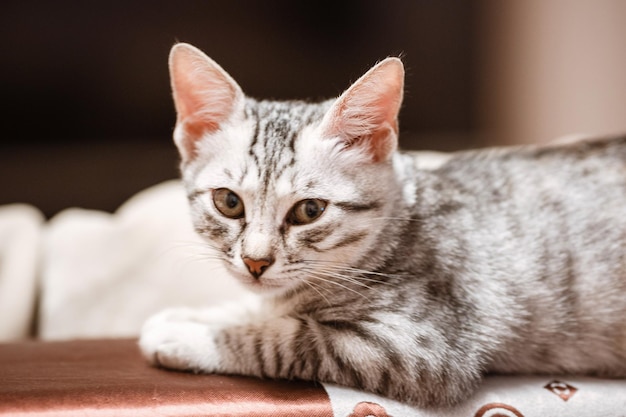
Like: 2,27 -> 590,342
237,164 -> 249,185
223,169 -> 234,179
255,119 -> 273,199
273,127 -> 298,178
287,125 -> 298,153
248,107 -> 261,164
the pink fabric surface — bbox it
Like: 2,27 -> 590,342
3,338 -> 624,416
0,338 -> 333,417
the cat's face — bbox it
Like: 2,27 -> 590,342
169,44 -> 404,294
184,100 -> 397,293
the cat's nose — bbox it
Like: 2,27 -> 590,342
242,256 -> 274,279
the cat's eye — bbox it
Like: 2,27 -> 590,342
288,199 -> 327,225
213,188 -> 245,219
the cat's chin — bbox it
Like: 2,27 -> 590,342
243,280 -> 295,296
230,271 -> 295,295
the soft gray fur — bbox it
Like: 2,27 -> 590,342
140,43 -> 626,407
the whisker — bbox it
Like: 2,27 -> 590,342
301,279 -> 333,307
158,240 -> 222,258
311,270 -> 388,297
152,239 -> 232,275
165,257 -> 224,278
305,271 -> 372,301
300,259 -> 405,282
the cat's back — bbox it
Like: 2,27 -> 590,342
439,135 -> 626,282
436,136 -> 626,254
423,135 -> 626,285
438,135 -> 626,188
399,136 -> 626,374
417,135 -> 626,227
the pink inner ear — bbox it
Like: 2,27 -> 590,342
169,44 -> 242,159
173,69 -> 238,131
324,58 -> 404,162
368,126 -> 397,163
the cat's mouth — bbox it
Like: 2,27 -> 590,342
230,269 -> 293,293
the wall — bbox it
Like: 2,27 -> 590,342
476,0 -> 626,145
0,1 -> 476,216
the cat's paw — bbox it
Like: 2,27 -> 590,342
142,306 -> 200,324
139,309 -> 222,373
142,299 -> 261,327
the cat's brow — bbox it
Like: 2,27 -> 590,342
334,201 -> 381,212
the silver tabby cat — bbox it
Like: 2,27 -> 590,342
140,43 -> 626,407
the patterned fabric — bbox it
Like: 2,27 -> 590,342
325,376 -> 626,416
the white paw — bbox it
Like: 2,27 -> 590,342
139,309 -> 221,372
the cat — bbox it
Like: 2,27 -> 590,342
139,42 -> 626,407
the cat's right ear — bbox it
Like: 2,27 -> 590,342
319,57 -> 404,163
169,43 -> 245,162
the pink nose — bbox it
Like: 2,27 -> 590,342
242,256 -> 274,279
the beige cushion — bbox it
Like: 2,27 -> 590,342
0,204 -> 44,341
39,180 -> 251,340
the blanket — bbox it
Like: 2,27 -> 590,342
0,204 -> 43,341
39,180 -> 250,339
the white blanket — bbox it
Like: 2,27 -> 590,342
0,204 -> 43,341
39,180 -> 251,340
325,376 -> 626,416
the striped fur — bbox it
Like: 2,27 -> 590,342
140,43 -> 626,407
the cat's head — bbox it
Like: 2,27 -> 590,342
169,43 -> 404,294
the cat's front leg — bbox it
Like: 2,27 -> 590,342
140,312 -> 222,371
139,295 -> 264,371
139,310 -> 303,375
139,309 -> 481,407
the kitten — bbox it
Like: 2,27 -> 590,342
140,43 -> 626,407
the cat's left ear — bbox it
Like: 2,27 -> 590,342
320,58 -> 404,163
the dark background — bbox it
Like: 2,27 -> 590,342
1,1 -> 480,217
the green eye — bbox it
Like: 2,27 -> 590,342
288,199 -> 327,225
213,188 -> 245,219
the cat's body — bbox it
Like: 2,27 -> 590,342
140,43 -> 626,407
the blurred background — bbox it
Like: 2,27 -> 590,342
2,0 -> 626,218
